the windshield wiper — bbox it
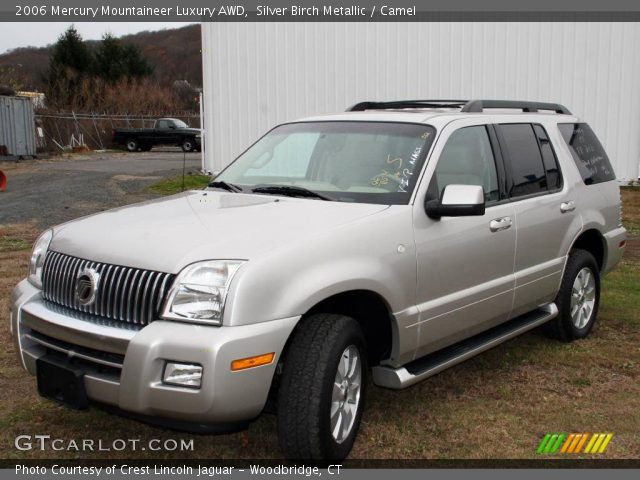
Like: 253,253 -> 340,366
208,180 -> 244,193
251,184 -> 334,201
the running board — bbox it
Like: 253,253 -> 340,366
372,303 -> 558,389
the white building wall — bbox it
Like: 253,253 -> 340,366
202,22 -> 640,180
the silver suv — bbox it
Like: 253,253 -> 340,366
10,100 -> 626,460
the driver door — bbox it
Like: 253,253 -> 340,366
412,120 -> 516,358
155,119 -> 174,145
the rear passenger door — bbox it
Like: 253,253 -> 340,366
495,123 -> 580,318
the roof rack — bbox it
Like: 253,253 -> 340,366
346,99 -> 572,115
461,100 -> 571,114
348,100 -> 468,111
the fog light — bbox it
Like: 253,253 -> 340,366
163,362 -> 203,388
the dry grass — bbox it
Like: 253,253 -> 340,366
0,191 -> 638,460
622,187 -> 640,235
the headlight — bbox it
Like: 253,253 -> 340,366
161,260 -> 244,325
28,229 -> 53,289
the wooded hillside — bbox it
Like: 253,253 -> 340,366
0,24 -> 202,92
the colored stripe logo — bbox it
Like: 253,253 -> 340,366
537,433 -> 613,454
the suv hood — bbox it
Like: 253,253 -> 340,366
50,191 -> 389,273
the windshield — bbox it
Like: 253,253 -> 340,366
173,119 -> 188,128
214,122 -> 436,204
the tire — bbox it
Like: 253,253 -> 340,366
544,249 -> 600,341
181,138 -> 195,152
125,138 -> 139,152
277,314 -> 367,460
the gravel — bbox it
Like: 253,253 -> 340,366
0,149 -> 202,228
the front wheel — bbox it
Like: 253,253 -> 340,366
545,249 -> 600,341
277,314 -> 367,460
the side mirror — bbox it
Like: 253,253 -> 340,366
425,184 -> 486,219
168,125 -> 176,129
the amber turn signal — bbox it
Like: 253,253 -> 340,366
231,352 -> 275,371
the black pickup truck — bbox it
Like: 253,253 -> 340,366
112,118 -> 201,152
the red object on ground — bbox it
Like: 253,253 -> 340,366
0,170 -> 6,191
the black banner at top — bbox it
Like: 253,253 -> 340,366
5,0 -> 640,21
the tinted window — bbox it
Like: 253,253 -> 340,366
430,126 -> 499,203
156,120 -> 169,129
558,123 -> 616,184
500,124 -> 547,198
533,124 -> 563,190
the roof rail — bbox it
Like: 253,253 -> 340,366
346,99 -> 572,115
461,100 -> 571,114
347,100 -> 468,111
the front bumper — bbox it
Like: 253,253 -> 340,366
10,279 -> 299,425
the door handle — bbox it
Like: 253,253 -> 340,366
489,216 -> 512,232
560,201 -> 576,213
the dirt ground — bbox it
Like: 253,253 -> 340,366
0,163 -> 638,460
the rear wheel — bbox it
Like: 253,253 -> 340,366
125,138 -> 139,152
277,314 -> 367,460
181,138 -> 195,152
545,249 -> 600,341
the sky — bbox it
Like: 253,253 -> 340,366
0,22 -> 196,54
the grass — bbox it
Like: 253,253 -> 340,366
621,187 -> 640,236
0,238 -> 30,253
146,174 -> 210,195
0,189 -> 638,460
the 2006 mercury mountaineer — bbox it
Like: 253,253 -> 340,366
10,99 -> 626,460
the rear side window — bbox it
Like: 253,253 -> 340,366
533,125 -> 563,190
499,124 -> 547,198
558,123 -> 616,184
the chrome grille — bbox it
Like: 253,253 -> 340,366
42,251 -> 175,326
